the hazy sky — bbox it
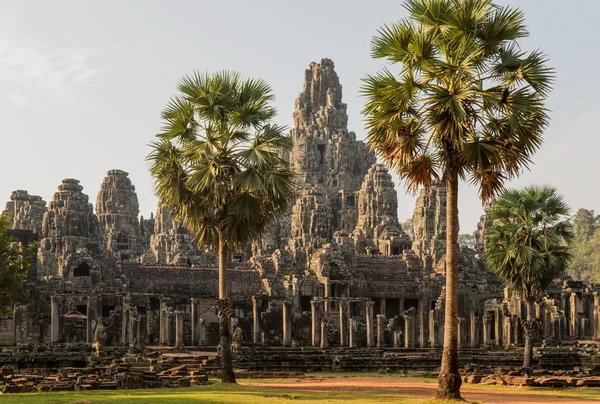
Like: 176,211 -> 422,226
1,0 -> 598,233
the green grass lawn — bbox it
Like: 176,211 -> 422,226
0,375 -> 598,404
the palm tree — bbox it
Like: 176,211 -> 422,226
361,0 -> 553,398
485,186 -> 572,369
148,71 -> 296,383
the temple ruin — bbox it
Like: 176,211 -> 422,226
1,59 -> 599,378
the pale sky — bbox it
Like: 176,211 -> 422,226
1,0 -> 598,233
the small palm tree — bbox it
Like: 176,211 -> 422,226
362,0 -> 553,398
485,186 -> 572,369
148,71 -> 295,383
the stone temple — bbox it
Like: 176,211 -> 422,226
1,59 -> 600,375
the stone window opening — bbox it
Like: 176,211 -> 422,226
317,144 -> 326,165
345,194 -> 355,207
76,304 -> 87,315
391,246 -> 401,256
73,262 -> 90,277
301,296 -> 312,312
102,305 -> 116,318
404,298 -> 419,310
232,253 -> 244,263
386,298 -> 401,317
150,297 -> 160,311
116,231 -> 130,250
430,300 -> 437,310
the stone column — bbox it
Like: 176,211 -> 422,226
311,300 -> 320,347
429,310 -> 439,348
470,311 -> 480,348
483,316 -> 491,346
494,309 -> 502,346
323,280 -> 330,314
282,302 -> 292,347
199,318 -> 207,346
419,309 -> 427,348
86,296 -> 97,343
594,293 -> 600,339
457,317 -> 466,349
175,310 -> 183,350
570,292 -> 578,338
190,298 -> 197,345
366,301 -> 374,348
349,319 -> 356,348
404,309 -> 416,348
159,305 -> 169,346
320,320 -> 328,348
339,301 -> 347,346
376,314 -> 386,348
128,310 -> 136,346
252,296 -> 261,344
51,296 -> 60,344
504,315 -> 513,348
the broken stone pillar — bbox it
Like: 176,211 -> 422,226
323,280 -> 330,314
311,300 -> 320,347
483,316 -> 491,347
51,296 -> 60,343
283,302 -> 292,347
470,311 -> 480,348
252,296 -> 261,344
376,314 -> 386,348
339,301 -> 347,346
366,301 -> 374,347
394,331 -> 402,348
349,319 -> 357,347
175,310 -> 183,350
429,310 -> 439,348
403,308 -> 416,348
320,320 -> 329,348
457,317 -> 466,349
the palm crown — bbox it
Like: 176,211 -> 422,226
362,0 -> 554,200
485,186 -> 573,299
148,71 -> 296,251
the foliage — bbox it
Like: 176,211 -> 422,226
401,217 -> 414,238
0,213 -> 35,314
147,71 -> 296,252
458,233 -> 476,249
484,186 -> 573,299
362,0 -> 553,199
567,208 -> 600,282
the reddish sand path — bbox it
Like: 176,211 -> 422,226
251,377 -> 597,404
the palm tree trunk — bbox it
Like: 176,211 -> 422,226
436,167 -> 462,400
218,234 -> 236,383
523,297 -> 535,370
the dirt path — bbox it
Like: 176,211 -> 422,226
251,377 -> 597,404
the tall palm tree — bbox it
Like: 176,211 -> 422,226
485,186 -> 572,369
361,0 -> 553,398
148,71 -> 295,383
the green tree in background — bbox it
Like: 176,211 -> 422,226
567,208 -> 600,281
362,0 -> 553,398
0,213 -> 35,314
148,71 -> 296,383
485,186 -> 572,369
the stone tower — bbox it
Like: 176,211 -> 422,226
2,190 -> 46,234
288,58 -> 376,242
412,182 -> 447,272
143,207 -> 203,265
96,170 -> 141,259
352,164 -> 411,255
38,179 -> 101,278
